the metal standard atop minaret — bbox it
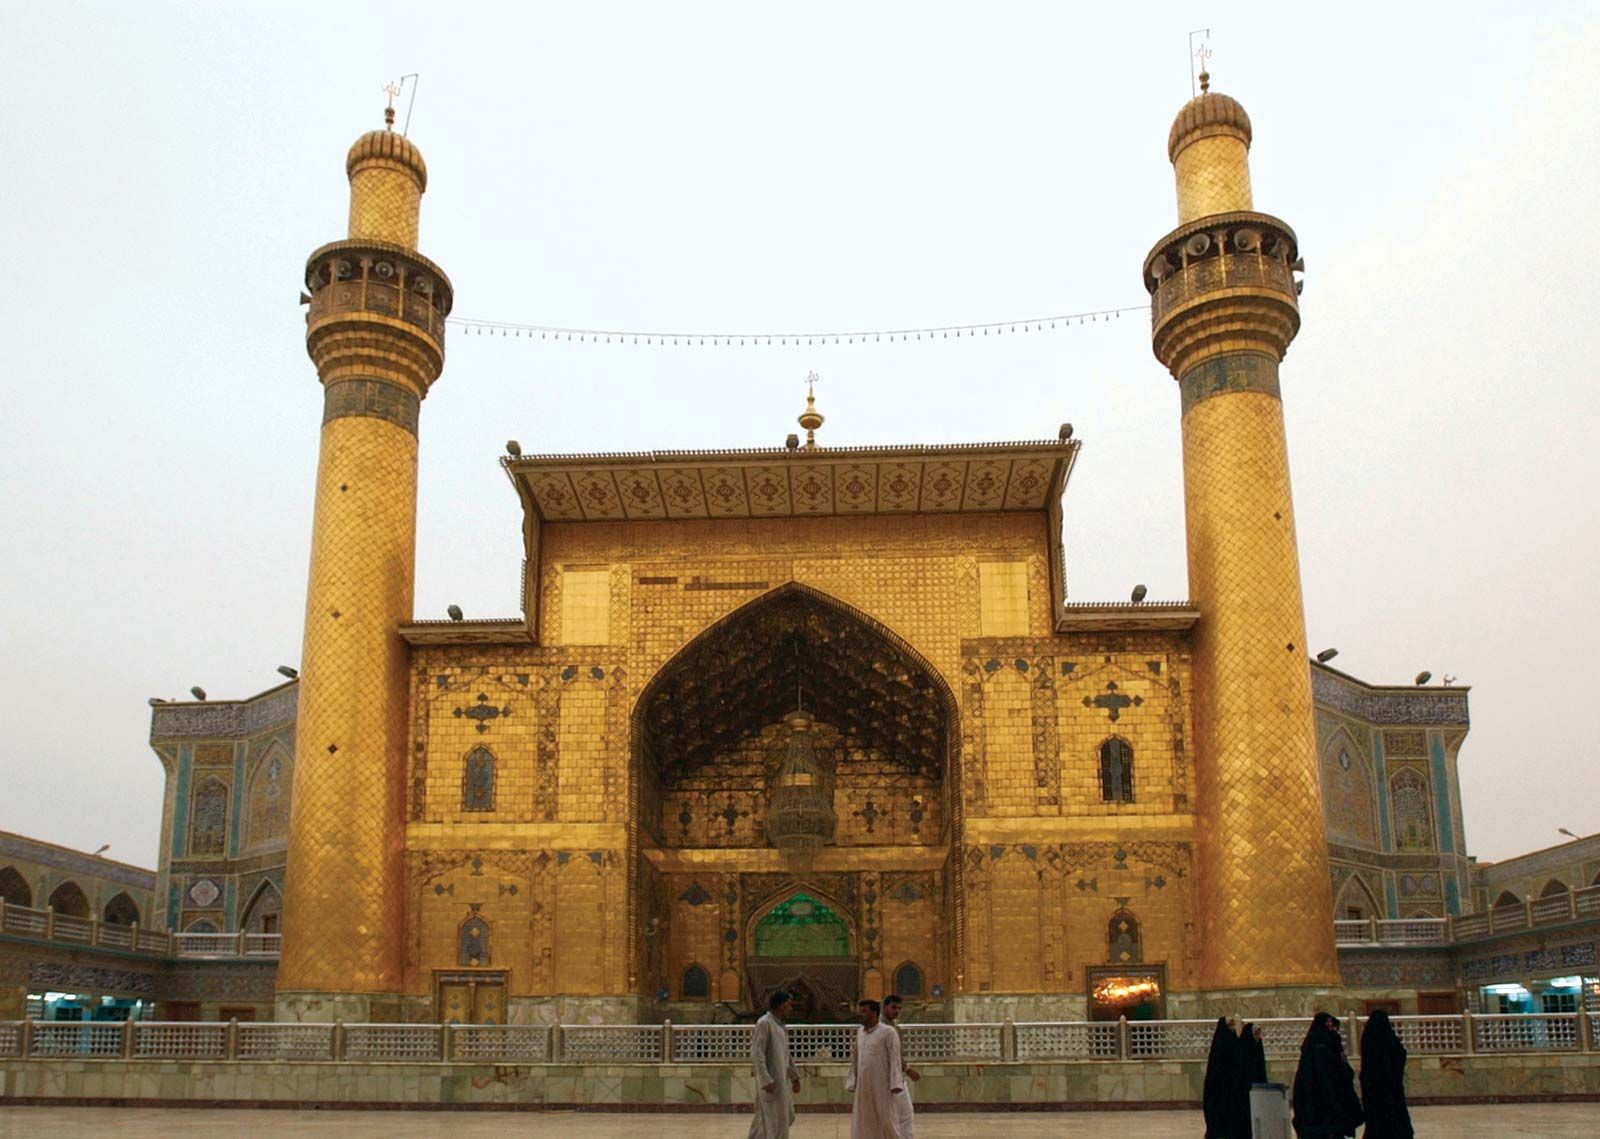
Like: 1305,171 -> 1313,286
798,371 -> 824,448
1143,73 -> 1338,995
277,96 -> 454,1020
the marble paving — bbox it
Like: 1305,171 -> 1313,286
2,1105 -> 1599,1136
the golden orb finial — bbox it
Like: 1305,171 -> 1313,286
797,372 -> 824,448
1198,69 -> 1210,94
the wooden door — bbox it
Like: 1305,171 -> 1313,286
1362,999 -> 1401,1016
1417,991 -> 1458,1015
163,1001 -> 201,1021
219,1006 -> 257,1022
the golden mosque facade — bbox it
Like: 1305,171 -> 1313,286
19,83 -> 1540,1027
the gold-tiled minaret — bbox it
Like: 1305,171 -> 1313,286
276,108 -> 453,1017
1143,76 -> 1339,990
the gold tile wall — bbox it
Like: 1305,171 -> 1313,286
558,567 -> 613,646
385,511 -> 1214,1004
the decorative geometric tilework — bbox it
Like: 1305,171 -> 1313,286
188,778 -> 229,857
571,471 -> 624,519
1391,767 -> 1435,852
613,469 -> 668,518
919,462 -> 967,511
790,465 -> 833,514
961,460 -> 1008,509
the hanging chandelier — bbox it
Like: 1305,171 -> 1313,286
767,710 -> 837,850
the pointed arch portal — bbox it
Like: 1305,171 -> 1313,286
630,583 -> 961,1016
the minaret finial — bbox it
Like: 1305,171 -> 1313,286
382,80 -> 403,131
797,371 -> 824,449
1188,28 -> 1212,98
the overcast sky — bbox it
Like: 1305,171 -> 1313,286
2,2 -> 1596,873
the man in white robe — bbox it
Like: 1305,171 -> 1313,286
882,994 -> 918,1138
748,990 -> 802,1139
845,999 -> 906,1139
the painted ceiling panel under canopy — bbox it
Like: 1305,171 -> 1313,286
641,587 -> 949,781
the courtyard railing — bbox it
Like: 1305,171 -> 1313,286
0,899 -> 277,958
0,1012 -> 1593,1064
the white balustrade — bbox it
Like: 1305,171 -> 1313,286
786,1024 -> 857,1063
1490,906 -> 1530,933
242,933 -> 281,956
900,1022 -> 1005,1062
1,1012 -> 1592,1064
560,1025 -> 663,1063
1015,1021 -> 1119,1060
343,1023 -> 443,1061
1382,1014 -> 1463,1054
449,1024 -> 550,1063
1250,1018 -> 1312,1058
1374,918 -> 1449,945
1129,1018 -> 1216,1059
1575,885 -> 1600,918
96,923 -> 134,949
237,1022 -> 334,1061
136,928 -> 173,953
671,1024 -> 753,1063
1333,919 -> 1372,945
2,905 -> 48,936
173,932 -> 241,957
31,1022 -> 122,1057
134,1022 -> 226,1059
1472,1013 -> 1581,1053
1531,895 -> 1576,925
50,914 -> 94,945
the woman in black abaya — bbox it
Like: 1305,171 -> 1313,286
1291,1012 -> 1364,1138
1239,1022 -> 1268,1086
1202,1016 -> 1244,1138
1358,1009 -> 1415,1139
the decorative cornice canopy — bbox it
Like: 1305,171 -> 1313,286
504,438 -> 1078,524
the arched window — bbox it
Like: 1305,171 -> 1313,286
103,893 -> 140,926
1539,879 -> 1570,898
1335,876 -> 1381,922
189,776 -> 230,856
1493,890 -> 1521,909
48,881 -> 90,919
892,961 -> 925,998
681,963 -> 710,999
185,919 -> 218,933
1108,910 -> 1142,965
0,866 -> 32,908
1099,739 -> 1134,804
458,916 -> 490,966
462,747 -> 496,812
241,881 -> 283,935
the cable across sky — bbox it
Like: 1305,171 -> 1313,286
446,302 -> 1151,347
